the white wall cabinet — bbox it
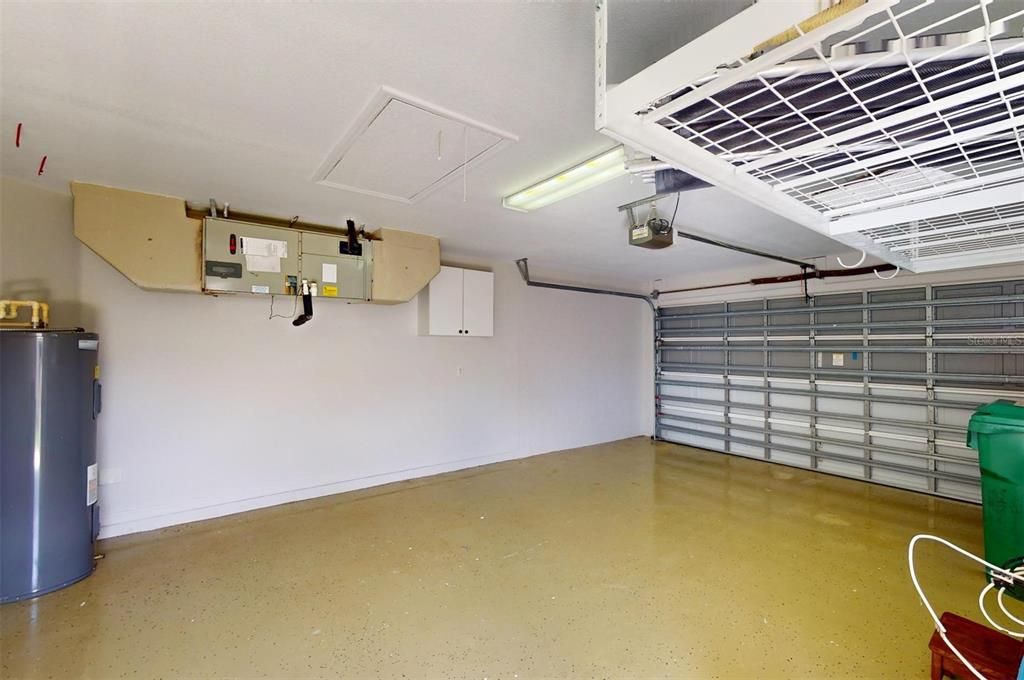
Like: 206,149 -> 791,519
418,265 -> 493,337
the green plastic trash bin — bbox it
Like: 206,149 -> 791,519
967,400 -> 1024,598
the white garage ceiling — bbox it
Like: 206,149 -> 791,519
0,1 -> 849,289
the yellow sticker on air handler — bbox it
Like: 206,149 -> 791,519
322,285 -> 338,297
94,365 -> 101,379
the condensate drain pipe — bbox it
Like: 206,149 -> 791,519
292,280 -> 314,327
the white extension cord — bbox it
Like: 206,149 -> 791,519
980,581 -> 1024,638
908,534 -> 1024,680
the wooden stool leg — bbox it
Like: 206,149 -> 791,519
930,651 -> 944,680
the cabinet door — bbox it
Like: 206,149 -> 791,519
462,269 -> 494,337
426,266 -> 464,336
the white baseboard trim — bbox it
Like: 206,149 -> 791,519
97,450 -> 523,539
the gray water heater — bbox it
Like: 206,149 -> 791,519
1,329 -> 101,603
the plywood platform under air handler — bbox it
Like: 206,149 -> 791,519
72,182 -> 203,293
71,182 -> 440,304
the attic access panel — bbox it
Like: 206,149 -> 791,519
597,0 -> 1024,273
315,87 -> 517,203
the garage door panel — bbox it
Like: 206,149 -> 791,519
816,398 -> 863,416
655,279 -> 1024,502
771,451 -> 813,467
817,458 -> 867,479
873,468 -> 930,492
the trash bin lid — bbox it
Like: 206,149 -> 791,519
967,400 -> 1024,438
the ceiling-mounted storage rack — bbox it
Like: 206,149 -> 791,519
596,0 -> 1024,273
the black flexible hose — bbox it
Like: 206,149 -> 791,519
292,292 -> 313,326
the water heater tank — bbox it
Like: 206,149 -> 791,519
0,329 -> 101,602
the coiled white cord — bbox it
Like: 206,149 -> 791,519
999,584 -> 1024,629
874,264 -> 900,280
836,249 -> 866,268
979,580 -> 1024,638
908,534 -> 1024,680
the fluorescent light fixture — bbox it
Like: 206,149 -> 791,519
502,146 -> 626,211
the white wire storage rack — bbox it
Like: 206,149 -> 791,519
597,0 -> 1024,272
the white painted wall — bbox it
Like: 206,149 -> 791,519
75,229 -> 649,538
0,177 -> 82,325
2,179 -> 652,538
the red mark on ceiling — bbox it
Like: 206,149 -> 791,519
15,123 -> 22,148
37,155 -> 47,176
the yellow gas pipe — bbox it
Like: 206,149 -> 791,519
0,300 -> 50,329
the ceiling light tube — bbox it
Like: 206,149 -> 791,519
502,146 -> 626,211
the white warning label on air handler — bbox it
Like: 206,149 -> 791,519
87,464 -> 98,505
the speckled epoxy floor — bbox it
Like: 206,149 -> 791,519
2,437 -> 984,678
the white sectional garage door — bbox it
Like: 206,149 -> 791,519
655,278 -> 1024,502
